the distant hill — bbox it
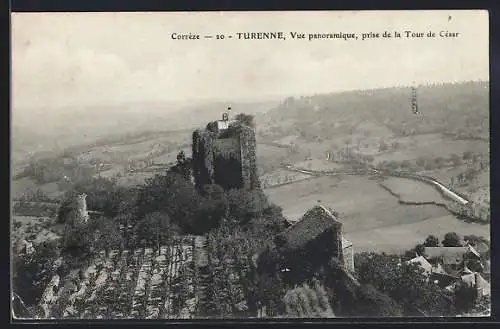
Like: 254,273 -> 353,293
256,81 -> 489,143
11,99 -> 279,164
12,81 -> 488,165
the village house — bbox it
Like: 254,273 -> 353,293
407,244 -> 490,297
426,245 -> 481,273
272,205 -> 354,276
461,272 -> 491,297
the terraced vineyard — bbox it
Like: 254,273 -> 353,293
194,229 -> 254,318
40,237 -> 199,319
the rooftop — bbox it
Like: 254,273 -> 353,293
277,205 -> 342,250
424,246 -> 479,264
461,273 -> 491,296
407,255 -> 433,274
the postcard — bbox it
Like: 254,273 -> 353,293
11,10 -> 490,319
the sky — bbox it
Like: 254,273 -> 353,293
12,10 -> 489,111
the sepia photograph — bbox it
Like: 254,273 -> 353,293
11,10 -> 490,319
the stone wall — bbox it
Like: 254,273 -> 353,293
75,194 -> 89,225
192,130 -> 213,189
239,126 -> 260,189
192,122 -> 260,191
342,244 -> 355,273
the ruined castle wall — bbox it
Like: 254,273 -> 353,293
343,244 -> 355,273
63,193 -> 90,250
331,227 -> 344,266
192,122 -> 260,191
239,126 -> 260,189
213,137 -> 241,162
192,130 -> 215,189
66,193 -> 89,226
213,136 -> 244,189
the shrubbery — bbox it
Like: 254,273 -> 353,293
354,252 -> 456,316
12,240 -> 61,307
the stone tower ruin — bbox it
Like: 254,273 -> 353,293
74,193 -> 90,225
63,193 -> 91,251
192,110 -> 260,191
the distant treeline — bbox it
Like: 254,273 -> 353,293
15,157 -> 96,184
261,81 -> 489,142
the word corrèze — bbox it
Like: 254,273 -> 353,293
171,32 -> 201,40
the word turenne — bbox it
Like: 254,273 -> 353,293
236,32 -> 286,40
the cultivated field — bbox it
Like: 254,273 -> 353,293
114,172 -> 159,187
40,237 -> 198,319
264,175 -> 489,253
260,169 -> 313,189
347,214 -> 490,254
11,178 -> 62,200
12,216 -> 61,246
151,147 -> 192,165
292,159 -> 345,172
379,177 -> 449,204
372,134 -> 488,164
256,143 -> 292,175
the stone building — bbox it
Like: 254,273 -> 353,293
74,193 -> 90,225
273,205 -> 354,274
63,193 -> 90,250
59,193 -> 90,226
192,111 -> 260,191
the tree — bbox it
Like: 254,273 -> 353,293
450,153 -> 462,166
463,235 -> 489,246
442,232 -> 462,247
379,140 -> 388,152
416,157 -> 426,168
435,157 -> 446,167
234,113 -> 255,128
225,188 -> 269,223
137,172 -> 202,233
138,211 -> 179,249
462,151 -> 473,161
283,283 -> 335,317
90,217 -> 122,253
464,168 -> 477,182
386,161 -> 400,171
12,240 -> 60,307
354,284 -> 403,317
401,160 -> 411,170
255,273 -> 285,317
354,252 -> 455,316
170,150 -> 192,182
424,235 -> 440,247
177,150 -> 186,163
413,243 -> 426,256
365,155 -> 374,166
63,221 -> 92,255
454,282 -> 478,313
